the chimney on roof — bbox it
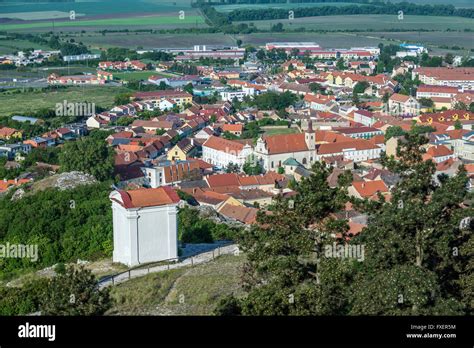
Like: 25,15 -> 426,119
361,182 -> 365,188
14,178 -> 18,184
3,178 -> 6,183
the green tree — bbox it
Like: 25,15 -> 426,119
419,98 -> 434,108
178,207 -> 215,243
156,128 -> 166,136
183,82 -> 194,95
222,131 -> 239,140
41,266 -> 112,315
384,126 -> 406,141
114,93 -> 132,106
225,162 -> 240,173
336,58 -> 345,70
353,81 -> 370,94
59,138 -> 114,181
444,53 -> 454,65
349,133 -> 472,315
454,120 -> 463,130
243,154 -> 263,175
453,101 -> 468,111
256,49 -> 266,61
309,83 -> 324,94
236,162 -> 351,315
271,22 -> 284,32
352,92 -> 360,106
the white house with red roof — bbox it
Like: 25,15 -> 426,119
202,136 -> 253,169
353,109 -> 376,127
109,186 -> 180,266
423,145 -> 455,163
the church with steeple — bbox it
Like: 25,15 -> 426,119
254,120 -> 318,171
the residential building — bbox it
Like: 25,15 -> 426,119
388,93 -> 420,116
144,160 -> 201,188
353,110 -> 376,127
133,91 -> 193,109
167,138 -> 197,161
333,126 -> 383,139
412,67 -> 474,90
202,136 -> 253,169
423,145 -> 455,163
0,127 -> 22,140
222,124 -> 243,136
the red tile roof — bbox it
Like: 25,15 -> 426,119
203,136 -> 245,153
263,133 -> 308,154
206,173 -> 240,187
419,110 -> 474,124
112,186 -> 180,209
218,203 -> 258,224
426,145 -> 453,158
414,67 -> 474,81
389,93 -> 411,103
0,179 -> 31,193
318,139 -> 379,155
0,127 -> 20,137
417,85 -> 458,94
352,180 -> 388,198
222,124 -> 243,132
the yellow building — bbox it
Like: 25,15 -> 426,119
167,138 -> 196,161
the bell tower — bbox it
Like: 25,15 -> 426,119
305,119 -> 316,151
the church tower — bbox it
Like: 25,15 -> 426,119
304,119 -> 316,151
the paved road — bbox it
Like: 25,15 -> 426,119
98,244 -> 239,288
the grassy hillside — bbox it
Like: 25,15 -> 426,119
108,254 -> 245,316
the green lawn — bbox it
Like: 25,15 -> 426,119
0,86 -> 131,116
264,127 -> 299,136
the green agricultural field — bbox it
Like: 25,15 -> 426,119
237,14 -> 474,32
0,0 -> 195,18
0,11 -> 85,21
0,39 -> 51,55
0,66 -> 98,80
78,32 -> 236,50
0,15 -> 206,32
368,31 -> 474,50
0,86 -> 131,116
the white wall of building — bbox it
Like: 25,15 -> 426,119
111,197 -> 178,267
